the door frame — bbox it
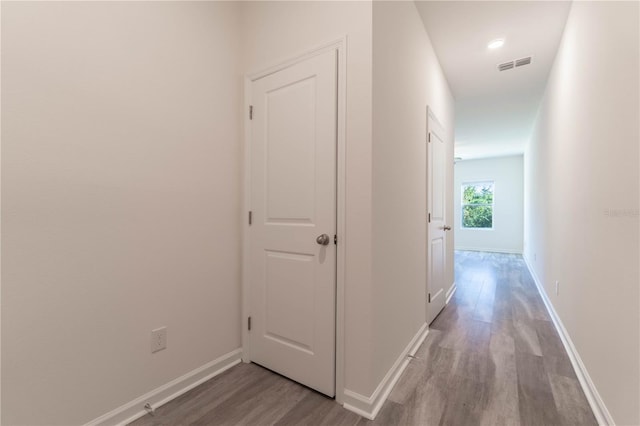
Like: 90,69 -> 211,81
241,37 -> 347,403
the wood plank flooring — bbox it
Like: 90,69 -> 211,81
130,251 -> 596,426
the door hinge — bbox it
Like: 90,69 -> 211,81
249,105 -> 253,120
334,234 -> 338,245
428,293 -> 431,303
428,212 -> 431,223
428,132 -> 431,143
248,211 -> 252,225
248,316 -> 252,331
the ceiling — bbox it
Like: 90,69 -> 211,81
415,1 -> 572,160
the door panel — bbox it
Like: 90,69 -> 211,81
265,77 -> 316,223
432,132 -> 445,222
427,109 -> 448,325
248,49 -> 337,397
264,250 -> 315,352
429,237 -> 445,308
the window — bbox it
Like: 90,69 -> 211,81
461,181 -> 494,229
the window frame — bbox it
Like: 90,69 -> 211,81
460,180 -> 495,230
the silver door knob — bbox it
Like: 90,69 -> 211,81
443,226 -> 452,231
316,234 -> 330,245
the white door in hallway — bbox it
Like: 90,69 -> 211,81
247,49 -> 337,397
427,108 -> 448,325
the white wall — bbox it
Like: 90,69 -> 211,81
1,3 -> 242,424
454,155 -> 523,253
239,0 -> 375,397
524,2 -> 639,424
372,0 -> 454,390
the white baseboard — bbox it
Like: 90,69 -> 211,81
522,255 -> 615,426
455,246 -> 522,254
446,282 -> 457,304
342,323 -> 429,420
85,348 -> 242,426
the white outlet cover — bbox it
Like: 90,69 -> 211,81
151,327 -> 167,353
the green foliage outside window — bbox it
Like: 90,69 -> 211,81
462,183 -> 494,228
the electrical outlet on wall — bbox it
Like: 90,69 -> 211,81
555,281 -> 559,295
151,327 -> 167,353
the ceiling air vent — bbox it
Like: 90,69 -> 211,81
515,56 -> 532,67
497,56 -> 533,72
497,61 -> 514,72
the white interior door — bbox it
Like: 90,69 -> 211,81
247,50 -> 337,397
427,109 -> 448,325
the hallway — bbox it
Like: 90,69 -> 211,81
375,251 -> 596,425
2,2 -> 637,424
131,251 -> 596,426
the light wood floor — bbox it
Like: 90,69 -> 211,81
131,251 -> 596,426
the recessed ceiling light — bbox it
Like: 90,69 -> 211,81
488,39 -> 505,49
